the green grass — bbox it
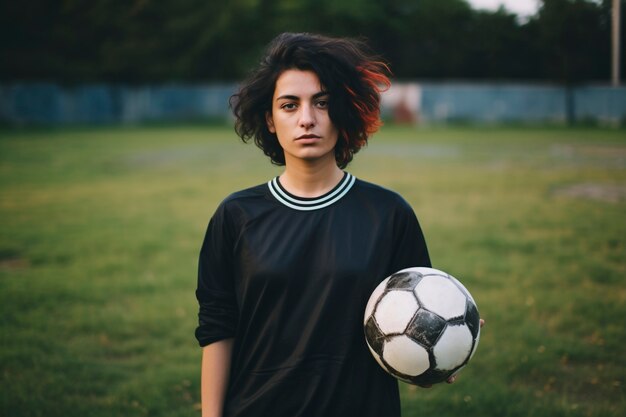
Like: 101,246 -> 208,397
1,124 -> 624,417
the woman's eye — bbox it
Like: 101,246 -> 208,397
316,100 -> 328,109
281,103 -> 297,110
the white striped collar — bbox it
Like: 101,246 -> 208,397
267,172 -> 356,211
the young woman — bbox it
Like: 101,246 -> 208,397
195,32 -> 433,417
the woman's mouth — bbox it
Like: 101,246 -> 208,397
296,134 -> 321,140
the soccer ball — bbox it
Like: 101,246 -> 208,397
364,267 -> 480,386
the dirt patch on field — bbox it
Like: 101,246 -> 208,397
0,249 -> 29,270
550,144 -> 626,169
552,183 -> 626,203
0,258 -> 29,270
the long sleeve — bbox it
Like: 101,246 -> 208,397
195,202 -> 239,347
388,197 -> 431,273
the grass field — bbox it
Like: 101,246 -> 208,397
0,124 -> 624,417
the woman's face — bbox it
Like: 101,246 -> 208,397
266,69 -> 339,166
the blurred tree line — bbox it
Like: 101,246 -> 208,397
0,0 -> 622,84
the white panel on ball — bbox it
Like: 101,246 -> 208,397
448,274 -> 476,304
414,276 -> 466,320
383,335 -> 430,376
433,325 -> 473,370
374,291 -> 419,334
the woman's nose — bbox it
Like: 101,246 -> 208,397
299,104 -> 316,128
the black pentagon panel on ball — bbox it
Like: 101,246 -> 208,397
364,316 -> 386,355
409,368 -> 455,386
465,300 -> 481,339
405,309 -> 447,348
386,271 -> 422,291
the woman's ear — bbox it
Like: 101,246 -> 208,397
266,111 -> 276,133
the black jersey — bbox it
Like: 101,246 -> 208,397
196,172 -> 431,417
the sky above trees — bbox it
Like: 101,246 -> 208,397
468,0 -> 539,16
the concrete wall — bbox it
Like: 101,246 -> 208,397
383,82 -> 626,125
1,82 -> 625,126
0,83 -> 235,125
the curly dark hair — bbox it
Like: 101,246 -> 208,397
230,32 -> 391,169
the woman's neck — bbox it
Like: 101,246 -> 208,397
279,158 -> 344,198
